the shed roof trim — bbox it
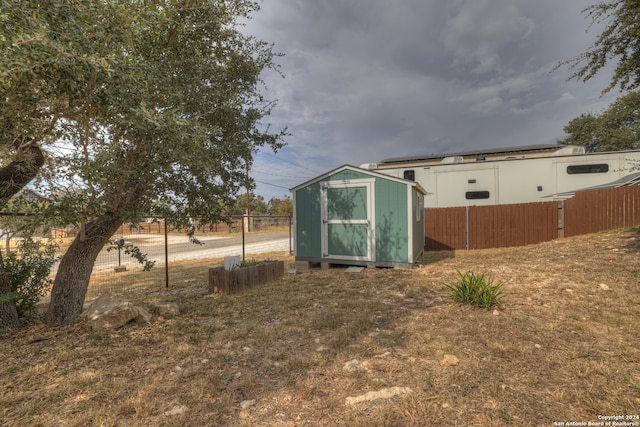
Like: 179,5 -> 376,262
290,164 -> 427,194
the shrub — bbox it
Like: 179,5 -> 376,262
444,270 -> 506,309
2,237 -> 58,319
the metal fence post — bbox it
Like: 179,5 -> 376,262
289,215 -> 293,255
466,206 -> 470,250
164,218 -> 169,288
242,216 -> 246,261
558,201 -> 565,239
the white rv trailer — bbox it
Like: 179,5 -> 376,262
361,145 -> 640,208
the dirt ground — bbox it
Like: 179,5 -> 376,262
1,229 -> 639,426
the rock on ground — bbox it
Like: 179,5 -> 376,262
440,354 -> 459,367
345,387 -> 413,406
240,399 -> 257,410
164,405 -> 185,416
149,302 -> 180,317
343,359 -> 370,371
82,293 -> 152,329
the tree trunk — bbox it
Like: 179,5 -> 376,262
0,144 -> 45,200
45,213 -> 123,326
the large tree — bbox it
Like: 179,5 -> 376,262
559,91 -> 640,152
559,0 -> 640,94
0,0 -> 111,331
1,0 -> 286,328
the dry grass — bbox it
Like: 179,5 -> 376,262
1,230 -> 639,426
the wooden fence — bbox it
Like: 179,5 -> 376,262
425,186 -> 640,251
564,186 -> 640,237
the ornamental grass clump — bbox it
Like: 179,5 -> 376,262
444,270 -> 506,309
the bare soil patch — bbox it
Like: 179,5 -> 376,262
2,230 -> 639,426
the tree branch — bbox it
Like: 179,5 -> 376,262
0,144 -> 45,202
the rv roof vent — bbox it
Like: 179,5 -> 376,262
552,146 -> 586,156
359,162 -> 378,170
441,156 -> 464,164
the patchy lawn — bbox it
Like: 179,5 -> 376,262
1,230 -> 639,426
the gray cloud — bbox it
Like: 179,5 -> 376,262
245,0 -> 620,199
443,0 -> 535,74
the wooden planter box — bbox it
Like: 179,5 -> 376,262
208,261 -> 285,294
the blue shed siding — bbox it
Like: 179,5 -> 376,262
411,189 -> 425,262
375,178 -> 409,263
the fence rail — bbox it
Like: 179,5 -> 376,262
425,186 -> 640,251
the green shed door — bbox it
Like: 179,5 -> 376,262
320,179 -> 375,261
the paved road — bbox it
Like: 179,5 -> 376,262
93,231 -> 292,272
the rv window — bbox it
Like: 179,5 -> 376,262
403,170 -> 415,181
566,164 -> 609,174
465,191 -> 490,200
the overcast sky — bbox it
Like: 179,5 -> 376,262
244,0 -> 620,201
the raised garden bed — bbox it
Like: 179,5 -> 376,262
208,260 -> 285,294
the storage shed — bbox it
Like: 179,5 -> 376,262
291,165 -> 427,269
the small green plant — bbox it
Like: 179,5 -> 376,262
443,269 -> 506,309
1,237 -> 59,319
237,258 -> 261,268
234,258 -> 275,269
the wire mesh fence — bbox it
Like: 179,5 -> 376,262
2,215 -> 292,299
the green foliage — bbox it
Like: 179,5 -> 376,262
267,196 -> 293,216
558,0 -> 640,94
226,193 -> 269,216
124,246 -> 156,272
107,241 -> 156,271
2,0 -> 287,229
443,270 -> 506,309
224,194 -> 293,217
237,258 -> 261,268
1,238 -> 58,319
559,91 -> 640,152
233,258 -> 275,269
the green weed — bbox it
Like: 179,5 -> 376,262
236,258 -> 275,268
443,270 -> 506,309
